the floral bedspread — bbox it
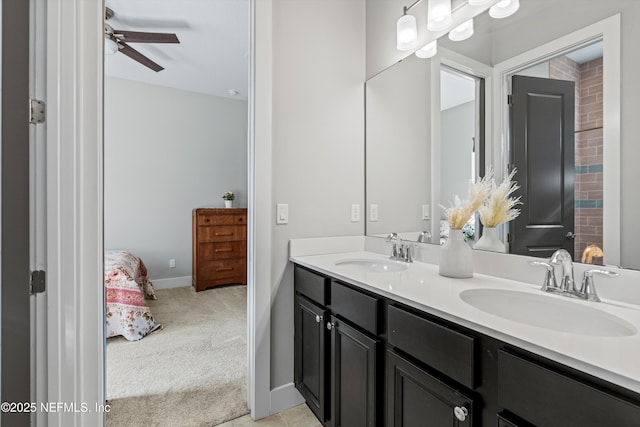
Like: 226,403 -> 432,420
105,250 -> 161,341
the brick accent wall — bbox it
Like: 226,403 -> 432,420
550,56 -> 604,262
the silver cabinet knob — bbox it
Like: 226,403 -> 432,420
453,406 -> 468,422
326,321 -> 335,330
315,315 -> 323,323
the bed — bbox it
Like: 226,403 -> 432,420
105,250 -> 161,341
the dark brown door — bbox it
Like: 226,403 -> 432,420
510,75 -> 575,258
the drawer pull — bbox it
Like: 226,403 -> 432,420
215,267 -> 234,272
454,406 -> 468,422
215,248 -> 233,252
326,321 -> 335,330
315,315 -> 323,323
215,232 -> 234,236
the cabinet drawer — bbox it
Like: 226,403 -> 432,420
387,305 -> 476,389
199,241 -> 246,260
198,225 -> 245,242
294,266 -> 330,306
198,214 -> 246,226
498,349 -> 640,426
198,259 -> 246,280
330,281 -> 380,335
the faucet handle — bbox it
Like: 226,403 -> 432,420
579,269 -> 619,302
404,243 -> 416,263
528,260 -> 559,293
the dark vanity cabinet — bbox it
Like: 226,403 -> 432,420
293,264 -> 640,427
294,266 -> 382,427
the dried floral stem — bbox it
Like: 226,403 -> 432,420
439,174 -> 492,230
478,167 -> 522,228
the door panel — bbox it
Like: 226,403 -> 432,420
1,1 -> 32,426
510,75 -> 575,258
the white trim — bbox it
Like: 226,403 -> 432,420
492,14 -> 621,266
248,0 -> 272,419
46,0 -> 104,426
270,383 -> 305,415
150,276 -> 192,290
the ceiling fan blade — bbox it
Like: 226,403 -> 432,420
114,30 -> 179,44
118,42 -> 164,72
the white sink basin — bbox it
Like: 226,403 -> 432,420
460,288 -> 637,337
334,258 -> 407,273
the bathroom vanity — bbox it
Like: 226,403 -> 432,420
291,250 -> 640,426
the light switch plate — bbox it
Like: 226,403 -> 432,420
422,204 -> 430,220
370,204 -> 379,222
276,203 -> 289,224
351,204 -> 361,222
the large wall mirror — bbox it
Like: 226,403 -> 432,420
365,0 -> 639,269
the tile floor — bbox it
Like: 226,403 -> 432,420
217,404 -> 321,427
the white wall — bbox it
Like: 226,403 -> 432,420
440,101 -> 475,209
366,54 -> 431,236
269,0 -> 366,389
104,77 -> 248,282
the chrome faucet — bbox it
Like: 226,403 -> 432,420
416,231 -> 431,243
385,233 -> 414,263
385,233 -> 400,259
550,249 -> 576,295
528,249 -> 619,302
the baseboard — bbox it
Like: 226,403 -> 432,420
270,382 -> 305,415
151,276 -> 192,290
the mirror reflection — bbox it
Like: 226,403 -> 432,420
365,0 -> 634,269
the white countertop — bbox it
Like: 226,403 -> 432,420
290,250 -> 640,394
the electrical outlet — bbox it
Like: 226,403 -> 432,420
351,204 -> 361,222
370,204 -> 379,222
169,259 -> 176,268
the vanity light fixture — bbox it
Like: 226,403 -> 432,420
448,18 -> 474,41
427,0 -> 453,32
489,0 -> 520,19
467,0 -> 492,5
396,0 -> 422,51
415,40 -> 438,59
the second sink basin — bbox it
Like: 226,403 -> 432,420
334,258 -> 407,273
460,288 -> 637,337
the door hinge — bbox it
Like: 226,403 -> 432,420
30,270 -> 46,294
507,94 -> 513,106
29,98 -> 46,124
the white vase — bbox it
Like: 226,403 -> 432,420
224,200 -> 233,208
474,226 -> 506,252
439,229 -> 473,278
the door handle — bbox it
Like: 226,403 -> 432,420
565,232 -> 576,240
315,315 -> 323,323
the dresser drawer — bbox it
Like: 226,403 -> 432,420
330,281 -> 381,335
198,213 -> 246,226
198,258 -> 246,280
199,241 -> 246,260
198,225 -> 245,242
388,305 -> 476,389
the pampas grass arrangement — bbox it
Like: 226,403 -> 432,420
439,174 -> 493,229
478,167 -> 522,227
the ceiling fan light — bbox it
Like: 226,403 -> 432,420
468,0 -> 491,5
397,14 -> 418,51
448,18 -> 474,41
104,37 -> 119,55
489,0 -> 520,19
427,0 -> 452,32
415,40 -> 438,59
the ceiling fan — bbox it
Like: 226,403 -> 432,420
104,7 -> 180,72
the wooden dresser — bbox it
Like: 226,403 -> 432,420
192,208 -> 247,292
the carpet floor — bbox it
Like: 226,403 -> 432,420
106,285 -> 249,427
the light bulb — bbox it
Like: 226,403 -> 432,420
448,19 -> 474,41
415,40 -> 438,59
397,14 -> 418,51
489,0 -> 520,19
427,0 -> 453,32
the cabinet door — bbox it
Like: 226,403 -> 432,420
294,295 -> 329,422
329,315 -> 379,427
387,350 -> 474,426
